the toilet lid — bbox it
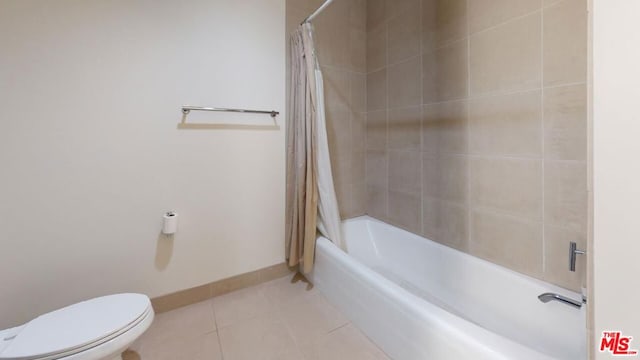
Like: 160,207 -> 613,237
0,293 -> 151,360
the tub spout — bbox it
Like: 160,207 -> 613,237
538,292 -> 583,309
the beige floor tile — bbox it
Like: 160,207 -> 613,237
218,312 -> 303,360
262,274 -> 317,306
278,290 -> 349,346
144,300 -> 216,346
212,284 -> 278,329
136,331 -> 222,360
300,324 -> 390,360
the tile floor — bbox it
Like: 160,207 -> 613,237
125,275 -> 390,360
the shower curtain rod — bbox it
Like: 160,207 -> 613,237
300,0 -> 335,25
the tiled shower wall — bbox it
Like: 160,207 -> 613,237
364,0 -> 588,291
286,0 -> 368,219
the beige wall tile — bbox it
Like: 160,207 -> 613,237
314,5 -> 349,68
351,149 -> 366,186
469,90 -> 542,157
352,111 -> 366,151
350,29 -> 367,72
389,150 -> 422,194
388,56 -> 422,108
468,0 -> 542,33
366,149 -> 388,187
544,225 -> 585,291
335,181 -> 353,218
351,181 -> 367,217
367,0 -> 386,30
422,0 -> 467,50
423,39 -> 468,103
386,0 -> 420,21
367,69 -> 387,111
422,100 -> 468,154
388,106 -> 421,149
351,72 -> 367,113
470,12 -> 541,95
388,190 -> 422,234
544,84 -> 587,161
423,197 -> 469,251
388,5 -> 421,64
367,185 -> 388,219
367,24 -> 387,72
423,154 -> 467,203
544,161 -> 587,232
543,0 -> 587,86
366,110 -> 387,149
470,210 -> 543,277
350,0 -> 367,31
470,157 -> 542,219
323,67 -> 350,115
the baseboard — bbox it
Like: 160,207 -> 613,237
151,262 -> 294,313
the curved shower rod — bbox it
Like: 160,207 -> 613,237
301,0 -> 336,25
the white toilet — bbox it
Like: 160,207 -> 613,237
0,293 -> 154,360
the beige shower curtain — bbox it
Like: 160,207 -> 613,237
286,24 -> 342,274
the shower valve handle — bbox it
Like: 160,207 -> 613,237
569,241 -> 585,272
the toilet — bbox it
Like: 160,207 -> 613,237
0,293 -> 154,360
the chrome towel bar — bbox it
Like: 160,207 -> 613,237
181,105 -> 279,118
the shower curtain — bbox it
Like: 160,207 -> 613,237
286,23 -> 343,274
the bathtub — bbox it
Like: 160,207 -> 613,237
308,216 -> 586,360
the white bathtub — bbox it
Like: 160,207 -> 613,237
308,216 -> 586,360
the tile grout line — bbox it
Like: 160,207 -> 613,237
541,0 -> 547,278
466,0 -> 473,252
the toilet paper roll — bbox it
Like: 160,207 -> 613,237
162,212 -> 178,235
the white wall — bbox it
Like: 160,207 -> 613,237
0,0 -> 285,328
592,0 -> 640,358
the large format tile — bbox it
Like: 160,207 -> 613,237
544,160 -> 587,232
366,149 -> 388,188
367,24 -> 387,72
300,324 -> 390,360
388,4 -> 421,64
422,0 -> 467,50
423,197 -> 469,251
135,331 -> 223,360
469,157 -> 542,219
470,12 -> 541,95
218,312 -> 303,360
422,100 -> 468,154
388,106 -> 421,149
423,154 -> 468,203
423,40 -> 468,103
388,56 -> 422,108
469,90 -> 542,157
543,0 -> 588,86
468,0 -> 542,33
388,190 -> 422,235
143,300 -> 216,346
389,150 -> 421,194
212,285 -> 277,329
470,210 -> 543,278
367,185 -> 389,219
544,84 -> 587,161
367,69 -> 387,111
277,290 -> 349,346
366,110 -> 387,150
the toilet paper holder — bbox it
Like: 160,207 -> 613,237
162,211 -> 178,235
